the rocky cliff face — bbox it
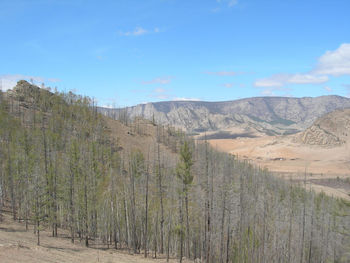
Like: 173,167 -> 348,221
297,108 -> 350,147
99,95 -> 350,135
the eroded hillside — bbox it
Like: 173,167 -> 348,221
100,96 -> 350,135
297,108 -> 350,146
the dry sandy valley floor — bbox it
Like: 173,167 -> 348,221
208,135 -> 350,200
0,211 -> 187,263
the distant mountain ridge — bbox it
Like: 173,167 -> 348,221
100,95 -> 350,135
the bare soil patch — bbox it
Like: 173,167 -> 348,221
208,135 -> 350,200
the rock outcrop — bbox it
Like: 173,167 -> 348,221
297,108 -> 350,147
100,96 -> 350,135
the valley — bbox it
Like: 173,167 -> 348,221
204,108 -> 350,200
103,98 -> 350,201
207,134 -> 350,200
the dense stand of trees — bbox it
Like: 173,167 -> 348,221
0,81 -> 349,262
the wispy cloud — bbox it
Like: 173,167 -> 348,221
154,88 -> 166,93
324,86 -> 333,93
154,95 -> 169,100
142,76 -> 172,85
211,7 -> 221,13
287,74 -> 329,84
261,88 -> 277,96
93,47 -> 109,61
255,73 -> 328,88
228,0 -> 238,7
216,0 -> 238,8
222,83 -> 246,88
255,77 -> 284,88
149,87 -> 171,100
0,74 -> 61,91
173,97 -> 201,101
145,85 -> 200,101
259,87 -> 292,97
119,27 -> 160,37
223,83 -> 234,88
120,27 -> 147,36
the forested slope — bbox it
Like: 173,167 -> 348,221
0,81 -> 349,262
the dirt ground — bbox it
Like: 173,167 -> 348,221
208,135 -> 350,200
0,211 -> 187,263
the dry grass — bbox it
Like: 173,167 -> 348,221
0,211 -> 188,263
105,117 -> 178,164
208,135 -> 350,200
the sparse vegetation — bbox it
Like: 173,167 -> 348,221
0,81 -> 349,262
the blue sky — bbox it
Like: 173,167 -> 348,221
0,0 -> 350,106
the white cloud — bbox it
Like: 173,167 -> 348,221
254,74 -> 286,88
313,43 -> 350,76
0,74 -> 60,91
254,73 -> 328,88
119,27 -> 160,37
324,86 -> 333,92
173,97 -> 200,101
254,43 -> 350,89
288,74 -> 329,84
142,77 -> 172,85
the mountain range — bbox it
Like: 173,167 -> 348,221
100,95 -> 350,136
